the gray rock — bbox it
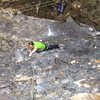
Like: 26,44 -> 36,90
0,14 -> 99,100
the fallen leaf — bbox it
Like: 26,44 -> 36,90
15,76 -> 33,82
71,93 -> 100,100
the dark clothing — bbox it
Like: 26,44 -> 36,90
57,0 -> 64,15
47,44 -> 59,50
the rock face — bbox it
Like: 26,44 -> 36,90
0,0 -> 100,30
0,14 -> 100,100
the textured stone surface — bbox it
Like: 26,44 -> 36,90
0,14 -> 100,100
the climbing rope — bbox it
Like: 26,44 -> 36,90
26,60 -> 35,100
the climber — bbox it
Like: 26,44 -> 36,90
28,41 -> 59,56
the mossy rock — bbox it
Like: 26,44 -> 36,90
85,34 -> 94,41
0,35 -> 14,52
